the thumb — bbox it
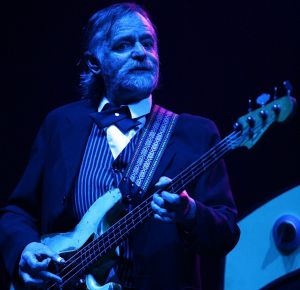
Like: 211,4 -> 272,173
43,247 -> 65,264
155,176 -> 172,188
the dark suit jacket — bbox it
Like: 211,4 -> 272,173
0,98 -> 240,290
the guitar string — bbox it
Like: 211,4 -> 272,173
47,130 -> 241,288
50,119 -> 270,287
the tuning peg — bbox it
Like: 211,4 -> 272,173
256,93 -> 271,106
273,86 -> 278,100
247,99 -> 256,127
248,99 -> 253,112
283,80 -> 293,96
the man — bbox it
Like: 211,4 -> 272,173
0,3 -> 240,290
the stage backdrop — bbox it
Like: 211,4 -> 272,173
1,0 -> 299,288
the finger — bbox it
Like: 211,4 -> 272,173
151,201 -> 176,220
154,213 -> 173,223
153,193 -> 165,207
151,201 -> 168,215
39,270 -> 62,283
53,256 -> 66,264
21,253 -> 50,273
179,190 -> 189,199
41,247 -> 65,264
155,176 -> 172,188
20,270 -> 44,287
179,191 -> 190,210
161,191 -> 180,205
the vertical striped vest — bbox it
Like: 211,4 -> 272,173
73,123 -> 141,220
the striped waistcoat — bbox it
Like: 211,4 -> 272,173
73,123 -> 141,220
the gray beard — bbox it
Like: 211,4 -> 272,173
110,75 -> 158,103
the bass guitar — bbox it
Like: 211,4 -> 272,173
12,86 -> 297,290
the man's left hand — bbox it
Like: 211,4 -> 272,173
151,176 -> 196,224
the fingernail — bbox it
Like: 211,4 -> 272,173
57,257 -> 65,264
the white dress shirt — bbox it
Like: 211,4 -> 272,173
98,96 -> 152,159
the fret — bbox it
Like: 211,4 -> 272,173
85,245 -> 89,262
112,226 -> 116,241
125,219 -> 129,233
99,235 -> 106,253
114,223 -> 121,239
131,215 -> 136,229
78,255 -> 85,271
212,149 -> 217,159
97,238 -> 101,255
191,168 -> 196,182
90,248 -> 96,264
90,243 -> 96,259
102,231 -> 109,243
138,204 -> 142,222
180,175 -> 185,187
87,244 -> 92,262
202,161 -> 206,171
171,183 -> 175,193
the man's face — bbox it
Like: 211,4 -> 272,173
90,12 -> 159,104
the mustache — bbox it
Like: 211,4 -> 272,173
128,62 -> 154,71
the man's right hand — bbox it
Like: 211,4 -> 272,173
19,242 -> 64,287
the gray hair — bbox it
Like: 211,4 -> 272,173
79,2 -> 157,100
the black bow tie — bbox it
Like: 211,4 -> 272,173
90,103 -> 141,133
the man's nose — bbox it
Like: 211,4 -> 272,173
131,42 -> 146,61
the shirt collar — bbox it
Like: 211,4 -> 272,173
98,95 -> 152,119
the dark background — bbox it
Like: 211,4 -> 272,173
1,0 -> 299,288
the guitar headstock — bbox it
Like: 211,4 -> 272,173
230,83 -> 297,150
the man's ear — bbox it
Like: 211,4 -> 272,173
83,51 -> 102,75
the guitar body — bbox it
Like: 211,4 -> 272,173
11,188 -> 123,290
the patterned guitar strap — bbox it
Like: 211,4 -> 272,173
119,104 -> 178,203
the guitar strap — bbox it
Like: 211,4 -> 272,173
120,104 -> 178,202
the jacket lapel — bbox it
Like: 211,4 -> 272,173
60,99 -> 97,198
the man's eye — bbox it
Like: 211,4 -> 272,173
143,40 -> 154,49
114,42 -> 131,51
